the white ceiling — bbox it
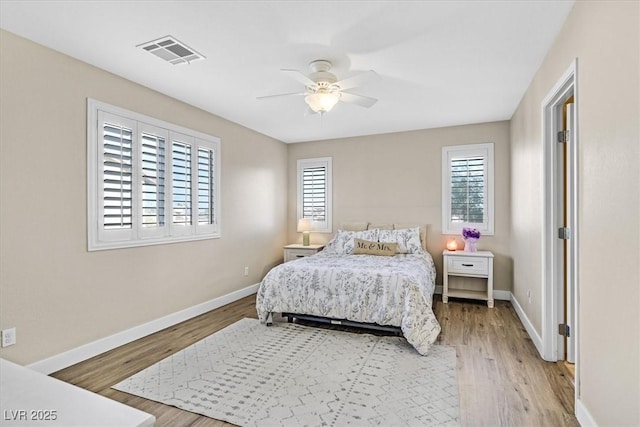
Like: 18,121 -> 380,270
0,0 -> 574,143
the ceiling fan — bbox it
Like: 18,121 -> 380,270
258,60 -> 378,114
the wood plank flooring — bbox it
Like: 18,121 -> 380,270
51,296 -> 578,426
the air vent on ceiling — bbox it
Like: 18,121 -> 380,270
138,36 -> 205,65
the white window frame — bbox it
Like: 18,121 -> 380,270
297,157 -> 332,233
88,98 -> 221,251
441,143 -> 494,235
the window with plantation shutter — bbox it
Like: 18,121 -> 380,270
88,99 -> 220,250
297,157 -> 332,233
442,143 -> 494,235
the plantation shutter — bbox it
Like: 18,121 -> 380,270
197,147 -> 215,226
102,120 -> 133,231
140,131 -> 166,228
171,140 -> 192,227
302,166 -> 327,222
450,156 -> 485,224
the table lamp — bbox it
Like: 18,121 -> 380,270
297,218 -> 313,246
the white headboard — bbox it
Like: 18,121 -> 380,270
339,222 -> 428,251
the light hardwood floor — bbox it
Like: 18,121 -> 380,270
52,296 -> 578,426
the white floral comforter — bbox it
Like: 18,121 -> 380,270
256,250 -> 441,355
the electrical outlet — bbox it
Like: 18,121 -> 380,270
1,327 -> 16,347
243,266 -> 249,277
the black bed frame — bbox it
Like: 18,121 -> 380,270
281,312 -> 403,336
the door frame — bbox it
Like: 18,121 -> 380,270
541,59 -> 580,397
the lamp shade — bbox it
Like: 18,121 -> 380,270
297,218 -> 313,232
305,92 -> 340,113
297,218 -> 313,246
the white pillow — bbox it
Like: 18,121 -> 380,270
325,229 -> 380,254
378,227 -> 422,254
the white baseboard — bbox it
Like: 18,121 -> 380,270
510,294 -> 544,358
28,283 -> 260,375
576,398 -> 597,426
434,286 -> 511,301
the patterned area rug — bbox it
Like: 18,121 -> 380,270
113,318 -> 459,426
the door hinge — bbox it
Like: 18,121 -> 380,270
557,130 -> 569,143
558,323 -> 571,337
558,227 -> 571,240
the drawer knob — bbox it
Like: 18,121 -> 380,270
461,263 -> 474,267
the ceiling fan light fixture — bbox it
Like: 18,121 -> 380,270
305,91 -> 341,113
259,59 -> 378,114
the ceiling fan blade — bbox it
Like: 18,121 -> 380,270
339,92 -> 378,108
257,91 -> 306,100
281,69 -> 316,87
335,70 -> 378,91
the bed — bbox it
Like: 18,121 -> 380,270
256,223 -> 441,355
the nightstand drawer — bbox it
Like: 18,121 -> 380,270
283,244 -> 324,262
447,256 -> 489,276
285,249 -> 314,262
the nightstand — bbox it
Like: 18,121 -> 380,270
443,250 -> 494,308
283,244 -> 324,262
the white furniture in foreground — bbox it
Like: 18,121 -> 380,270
283,244 -> 324,262
443,249 -> 494,308
0,358 -> 155,426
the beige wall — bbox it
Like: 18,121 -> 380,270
287,122 -> 512,290
0,31 -> 288,365
510,1 -> 639,425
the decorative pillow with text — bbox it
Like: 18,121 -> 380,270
324,229 -> 380,254
352,239 -> 397,256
